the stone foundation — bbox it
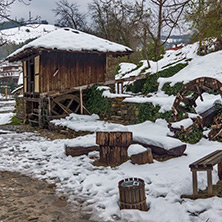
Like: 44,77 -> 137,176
15,96 -> 24,120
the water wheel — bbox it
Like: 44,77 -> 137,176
171,77 -> 222,122
170,77 -> 222,141
51,94 -> 81,117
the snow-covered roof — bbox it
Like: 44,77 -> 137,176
8,28 -> 133,61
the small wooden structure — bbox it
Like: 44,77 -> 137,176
96,131 -> 132,166
189,150 -> 222,199
118,178 -> 148,211
130,148 -> 153,165
8,28 -> 132,126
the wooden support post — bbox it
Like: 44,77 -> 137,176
207,170 -> 213,197
48,96 -> 52,117
117,83 -> 120,94
192,170 -> 198,199
218,162 -> 222,180
80,87 -> 83,114
5,88 -> 7,100
121,82 -> 124,94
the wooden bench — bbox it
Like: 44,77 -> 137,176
189,150 -> 222,199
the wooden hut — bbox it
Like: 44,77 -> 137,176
8,28 -> 133,126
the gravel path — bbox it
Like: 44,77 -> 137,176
0,171 -> 90,222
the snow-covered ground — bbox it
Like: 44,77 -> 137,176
0,100 -> 15,124
0,100 -> 221,222
1,42 -> 222,221
113,42 -> 222,114
0,112 -> 222,222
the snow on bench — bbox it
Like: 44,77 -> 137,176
57,114 -> 186,157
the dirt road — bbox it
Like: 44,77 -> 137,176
0,171 -> 91,222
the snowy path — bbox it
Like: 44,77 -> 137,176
1,101 -> 222,221
1,129 -> 222,222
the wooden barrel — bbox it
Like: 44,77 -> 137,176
118,178 -> 148,211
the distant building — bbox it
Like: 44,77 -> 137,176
0,60 -> 22,91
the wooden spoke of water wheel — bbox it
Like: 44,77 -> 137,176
51,94 -> 81,116
171,77 -> 222,122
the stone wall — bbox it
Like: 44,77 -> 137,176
105,97 -> 139,125
15,96 -> 24,120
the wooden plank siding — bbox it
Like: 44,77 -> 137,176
39,51 -> 106,93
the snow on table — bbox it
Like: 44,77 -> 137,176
128,119 -> 184,150
52,114 -> 184,151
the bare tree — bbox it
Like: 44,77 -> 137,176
88,0 -> 137,47
143,0 -> 191,60
53,0 -> 86,31
0,0 -> 40,46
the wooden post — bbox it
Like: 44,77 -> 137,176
218,162 -> 222,180
48,96 -> 52,117
80,87 -> 83,114
192,170 -> 198,199
117,83 -> 120,94
5,88 -> 7,100
207,170 -> 213,197
121,82 -> 124,94
96,132 -> 132,166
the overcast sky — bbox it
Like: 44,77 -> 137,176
10,0 -> 91,24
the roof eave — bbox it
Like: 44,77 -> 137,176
8,47 -> 133,62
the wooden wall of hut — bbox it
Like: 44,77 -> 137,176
39,51 -> 106,93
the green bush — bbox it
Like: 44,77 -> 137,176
126,78 -> 147,93
8,116 -> 22,125
176,126 -> 203,144
115,65 -> 121,75
86,84 -> 111,118
135,103 -> 173,123
126,62 -> 188,95
158,63 -> 188,78
135,103 -> 161,123
162,82 -> 184,96
142,74 -> 159,94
